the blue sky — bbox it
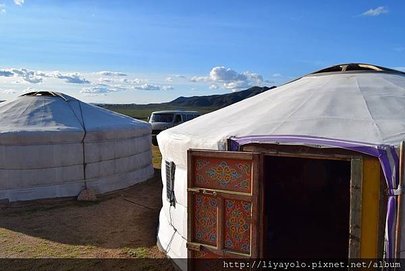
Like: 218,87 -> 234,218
0,0 -> 404,103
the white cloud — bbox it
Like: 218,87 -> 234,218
166,75 -> 187,82
0,70 -> 14,77
190,76 -> 209,82
362,6 -> 388,16
121,78 -> 146,84
209,66 -> 244,82
191,66 -> 266,91
97,77 -> 114,84
162,85 -> 174,91
0,4 -> 6,14
0,68 -> 177,102
35,71 -> 52,77
224,81 -> 252,92
209,84 -> 219,90
133,84 -> 160,91
11,68 -> 43,83
81,86 -> 110,95
14,0 -> 24,6
80,84 -> 125,95
0,89 -> 16,94
96,77 -> 146,85
244,72 -> 263,84
53,72 -> 90,84
272,73 -> 282,77
0,68 -> 91,85
96,71 -> 127,77
395,67 -> 405,72
210,67 -> 263,84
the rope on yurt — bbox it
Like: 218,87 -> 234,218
165,207 -> 184,252
164,204 -> 177,252
66,99 -> 88,188
165,225 -> 177,253
164,204 -> 187,253
77,101 -> 88,187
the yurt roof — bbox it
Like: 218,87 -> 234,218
0,91 -> 151,144
158,63 -> 405,167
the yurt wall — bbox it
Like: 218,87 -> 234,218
0,92 -> 153,202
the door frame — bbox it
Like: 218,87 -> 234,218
242,143 -> 385,258
187,144 -> 385,259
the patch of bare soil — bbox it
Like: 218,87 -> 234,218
0,170 -> 175,271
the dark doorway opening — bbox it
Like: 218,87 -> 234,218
263,156 -> 351,258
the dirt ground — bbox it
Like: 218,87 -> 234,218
0,169 -> 175,271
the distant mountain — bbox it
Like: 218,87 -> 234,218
168,86 -> 275,107
101,85 -> 276,120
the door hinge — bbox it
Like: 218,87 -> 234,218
187,188 -> 201,193
187,242 -> 201,251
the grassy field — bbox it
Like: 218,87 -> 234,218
0,141 -> 172,270
0,171 -> 174,271
152,145 -> 162,169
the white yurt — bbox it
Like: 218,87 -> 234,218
157,64 -> 405,269
0,91 -> 153,202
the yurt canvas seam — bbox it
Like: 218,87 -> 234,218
0,150 -> 151,171
66,98 -> 88,186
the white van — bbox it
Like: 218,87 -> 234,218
149,110 -> 200,145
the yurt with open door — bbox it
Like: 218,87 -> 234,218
157,63 -> 405,270
0,91 -> 153,202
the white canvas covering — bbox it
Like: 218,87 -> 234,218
157,65 -> 405,263
0,92 -> 153,202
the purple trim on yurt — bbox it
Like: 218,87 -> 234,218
229,134 -> 400,259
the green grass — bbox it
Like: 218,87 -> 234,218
152,145 -> 162,169
124,247 -> 149,258
0,228 -> 85,258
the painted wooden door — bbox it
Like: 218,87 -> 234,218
187,149 -> 261,267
